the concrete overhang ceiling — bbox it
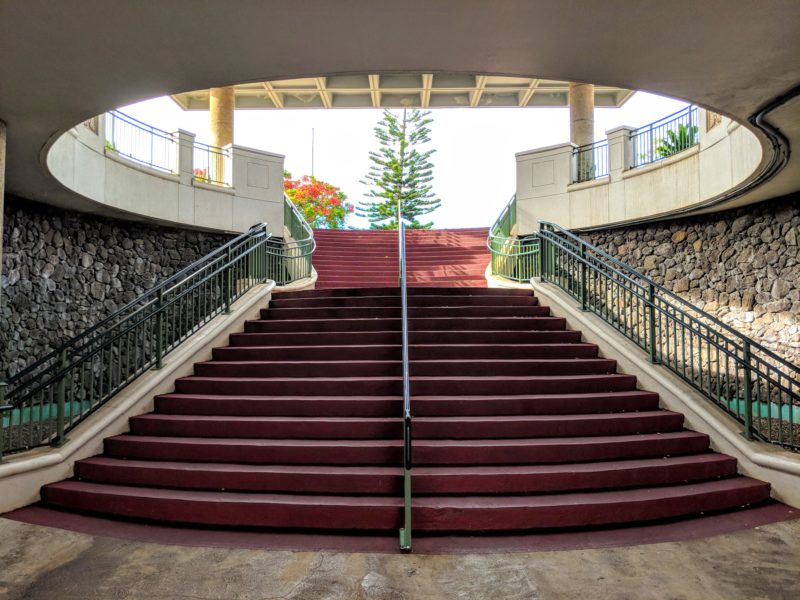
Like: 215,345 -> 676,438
0,0 -> 798,218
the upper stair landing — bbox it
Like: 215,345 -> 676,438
312,228 -> 489,288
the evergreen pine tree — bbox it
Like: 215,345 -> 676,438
357,108 -> 441,229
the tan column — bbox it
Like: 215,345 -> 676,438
210,87 -> 235,148
569,83 -> 595,181
568,83 -> 595,148
209,87 -> 234,184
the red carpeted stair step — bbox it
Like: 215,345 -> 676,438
103,435 -> 403,464
268,294 -> 540,307
73,454 -> 737,495
244,316 -> 567,333
229,330 -> 582,347
43,477 -> 769,531
101,431 -> 709,466
76,458 -> 402,494
153,390 -> 659,417
192,358 -> 617,378
129,411 -> 683,439
173,373 -> 637,396
43,481 -> 402,530
212,342 -> 598,362
411,478 -> 771,531
260,305 -> 551,319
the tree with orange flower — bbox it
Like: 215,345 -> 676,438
283,172 -> 354,229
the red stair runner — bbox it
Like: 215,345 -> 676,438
42,286 -> 771,536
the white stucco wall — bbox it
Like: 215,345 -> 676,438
46,117 -> 286,235
515,110 -> 764,234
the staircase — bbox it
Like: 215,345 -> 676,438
42,286 -> 771,534
313,228 -> 489,288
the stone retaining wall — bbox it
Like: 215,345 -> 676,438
1,196 -> 230,379
583,194 -> 800,366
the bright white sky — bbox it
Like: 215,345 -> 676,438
121,92 -> 687,229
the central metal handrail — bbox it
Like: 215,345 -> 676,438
398,219 -> 412,551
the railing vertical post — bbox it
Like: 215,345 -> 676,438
579,243 -> 587,311
155,288 -> 165,369
110,113 -> 116,150
0,381 -> 8,461
538,229 -> 546,282
53,349 -> 67,447
262,231 -> 269,283
742,341 -> 754,440
224,247 -> 232,313
570,149 -> 578,183
648,283 -> 658,363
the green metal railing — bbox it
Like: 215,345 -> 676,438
271,195 -> 316,285
1,209 -> 316,457
538,221 -> 800,449
572,139 -> 609,183
632,105 -> 699,168
487,195 -> 540,282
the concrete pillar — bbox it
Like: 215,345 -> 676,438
210,87 -> 235,148
568,83 -> 595,148
209,87 -> 234,184
569,83 -> 595,182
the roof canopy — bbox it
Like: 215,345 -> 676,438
170,74 -> 634,110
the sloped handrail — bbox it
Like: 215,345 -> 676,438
538,220 -> 799,449
0,224 -> 273,457
0,205 -> 316,457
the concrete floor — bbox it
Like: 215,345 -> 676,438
1,517 -> 799,600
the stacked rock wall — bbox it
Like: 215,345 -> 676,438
583,194 -> 799,366
1,196 -> 230,379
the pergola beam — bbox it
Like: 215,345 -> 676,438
420,74 -> 433,108
315,77 -> 332,108
262,82 -> 284,108
518,79 -> 541,107
470,75 -> 488,107
368,74 -> 381,108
